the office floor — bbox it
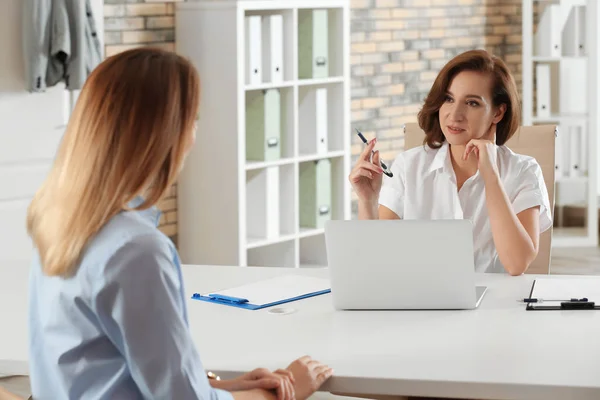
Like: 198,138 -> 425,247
2,247 -> 599,400
550,246 -> 600,275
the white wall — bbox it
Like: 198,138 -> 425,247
0,0 -> 103,277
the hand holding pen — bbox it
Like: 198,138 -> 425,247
355,129 -> 393,178
348,129 -> 389,205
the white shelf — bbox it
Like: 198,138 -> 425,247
532,0 -> 586,5
247,240 -> 296,268
532,113 -> 588,123
298,76 -> 344,86
297,150 -> 345,163
298,227 -> 324,238
176,0 -> 351,267
245,77 -> 344,91
532,56 -> 588,62
556,176 -> 589,183
246,157 -> 295,170
245,151 -> 345,170
247,233 -> 296,249
300,263 -> 327,268
245,81 -> 295,91
522,0 -> 599,247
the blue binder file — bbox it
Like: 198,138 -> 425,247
191,275 -> 331,310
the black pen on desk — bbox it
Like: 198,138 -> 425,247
355,128 -> 393,177
520,297 -> 589,303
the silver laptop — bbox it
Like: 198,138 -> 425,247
324,219 -> 487,310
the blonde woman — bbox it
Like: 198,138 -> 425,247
27,48 -> 333,400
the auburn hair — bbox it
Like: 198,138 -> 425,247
417,49 -> 520,148
27,48 -> 200,277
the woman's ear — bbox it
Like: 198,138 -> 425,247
493,103 -> 507,124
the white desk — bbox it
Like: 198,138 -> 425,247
3,265 -> 600,400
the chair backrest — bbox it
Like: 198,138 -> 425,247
403,122 -> 556,274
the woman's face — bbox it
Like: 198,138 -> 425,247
438,70 -> 506,146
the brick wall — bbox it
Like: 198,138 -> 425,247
102,0 -> 525,238
349,0 -> 523,213
103,0 -> 179,244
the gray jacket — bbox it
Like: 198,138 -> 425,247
23,0 -> 103,92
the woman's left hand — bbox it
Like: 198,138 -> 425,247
214,368 -> 295,400
463,138 -> 498,179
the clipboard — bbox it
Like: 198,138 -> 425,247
191,275 -> 331,310
525,277 -> 600,311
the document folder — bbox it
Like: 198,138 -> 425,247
525,277 -> 600,311
245,15 -> 263,85
192,275 -> 331,310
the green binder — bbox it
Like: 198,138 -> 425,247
298,9 -> 329,79
246,89 -> 281,161
299,159 -> 332,229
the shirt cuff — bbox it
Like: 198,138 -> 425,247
378,186 -> 404,219
512,191 -> 552,233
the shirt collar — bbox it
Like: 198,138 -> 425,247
427,141 -> 451,174
126,196 -> 162,227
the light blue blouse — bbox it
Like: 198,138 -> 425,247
28,200 -> 233,400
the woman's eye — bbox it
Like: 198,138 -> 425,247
467,101 -> 479,107
444,95 -> 453,102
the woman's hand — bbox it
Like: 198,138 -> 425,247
463,138 -> 498,180
286,356 -> 334,400
215,368 -> 295,400
349,137 -> 384,204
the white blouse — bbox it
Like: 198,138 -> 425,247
378,141 -> 553,273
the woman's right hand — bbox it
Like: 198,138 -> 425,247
286,356 -> 333,400
349,138 -> 384,204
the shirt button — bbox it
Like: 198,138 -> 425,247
91,32 -> 97,37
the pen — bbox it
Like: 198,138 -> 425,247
355,128 -> 393,177
520,297 -> 588,303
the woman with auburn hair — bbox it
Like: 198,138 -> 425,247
349,49 -> 552,276
27,48 -> 332,400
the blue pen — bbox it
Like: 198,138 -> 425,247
355,128 -> 393,177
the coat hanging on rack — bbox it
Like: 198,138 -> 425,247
23,0 -> 103,93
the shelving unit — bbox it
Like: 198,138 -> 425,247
522,0 -> 599,247
176,0 -> 351,267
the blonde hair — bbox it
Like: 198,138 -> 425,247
27,48 -> 200,277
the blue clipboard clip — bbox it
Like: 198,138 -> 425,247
208,294 -> 249,305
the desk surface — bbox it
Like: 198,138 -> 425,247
3,265 -> 600,400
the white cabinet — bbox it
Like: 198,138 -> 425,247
176,0 -> 351,268
522,0 -> 599,247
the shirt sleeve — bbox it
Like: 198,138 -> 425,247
92,234 -> 233,400
511,160 -> 553,233
50,0 -> 71,62
378,151 -> 406,218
